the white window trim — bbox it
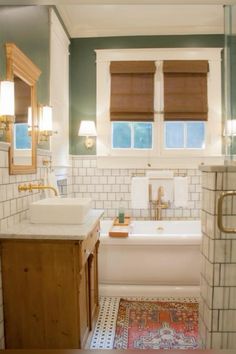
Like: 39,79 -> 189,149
96,48 -> 223,168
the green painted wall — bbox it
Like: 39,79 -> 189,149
70,35 -> 224,155
0,6 -> 50,144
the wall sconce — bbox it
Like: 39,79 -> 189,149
78,120 -> 97,148
0,80 -> 15,131
38,105 -> 53,142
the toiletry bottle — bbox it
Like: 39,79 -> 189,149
118,198 -> 125,224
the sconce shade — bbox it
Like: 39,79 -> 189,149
78,120 -> 97,137
0,81 -> 15,116
39,106 -> 53,131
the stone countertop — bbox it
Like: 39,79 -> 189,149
0,209 -> 104,241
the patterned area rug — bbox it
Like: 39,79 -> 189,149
113,298 -> 199,350
89,296 -> 199,349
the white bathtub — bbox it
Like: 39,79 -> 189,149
99,220 -> 201,297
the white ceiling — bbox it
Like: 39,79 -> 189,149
57,4 -> 224,38
2,0 -> 235,3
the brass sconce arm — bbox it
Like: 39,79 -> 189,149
0,115 -> 14,132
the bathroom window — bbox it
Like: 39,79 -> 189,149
163,60 -> 207,150
164,121 -> 205,149
14,123 -> 31,150
96,48 -> 222,166
112,122 -> 153,149
110,61 -> 154,151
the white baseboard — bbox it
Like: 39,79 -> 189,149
99,284 -> 200,298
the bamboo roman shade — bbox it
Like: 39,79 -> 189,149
163,60 -> 209,121
110,61 -> 156,121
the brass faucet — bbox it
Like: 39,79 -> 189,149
149,185 -> 169,220
18,183 -> 58,196
155,186 -> 168,220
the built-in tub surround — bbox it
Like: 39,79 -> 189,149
71,156 -> 201,220
199,165 -> 236,349
99,219 -> 201,297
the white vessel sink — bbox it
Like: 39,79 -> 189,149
30,198 -> 92,224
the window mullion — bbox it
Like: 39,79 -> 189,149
184,122 -> 187,148
131,123 -> 134,149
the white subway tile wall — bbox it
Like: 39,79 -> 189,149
200,169 -> 236,349
71,156 -> 202,220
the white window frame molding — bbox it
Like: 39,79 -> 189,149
49,8 -> 71,177
96,48 -> 223,169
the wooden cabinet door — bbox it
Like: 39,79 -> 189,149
88,240 -> 99,327
1,240 -> 80,349
78,261 -> 90,348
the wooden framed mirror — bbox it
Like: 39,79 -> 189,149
5,43 -> 41,174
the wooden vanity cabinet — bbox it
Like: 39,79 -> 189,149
88,239 -> 99,327
78,260 -> 90,348
0,222 -> 100,349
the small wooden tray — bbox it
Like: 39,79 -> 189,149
109,217 -> 131,237
109,229 -> 129,237
113,216 -> 131,227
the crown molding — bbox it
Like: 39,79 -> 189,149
70,25 -> 223,38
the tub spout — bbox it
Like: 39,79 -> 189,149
18,183 -> 59,196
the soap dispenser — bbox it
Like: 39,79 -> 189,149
118,198 -> 125,224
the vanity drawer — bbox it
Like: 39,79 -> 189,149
80,223 -> 100,267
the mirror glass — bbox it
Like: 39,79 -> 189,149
13,76 -> 32,165
5,43 -> 41,174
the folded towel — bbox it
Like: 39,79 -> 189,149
174,177 -> 188,207
131,177 -> 149,209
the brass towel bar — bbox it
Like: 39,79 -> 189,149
217,191 -> 236,233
